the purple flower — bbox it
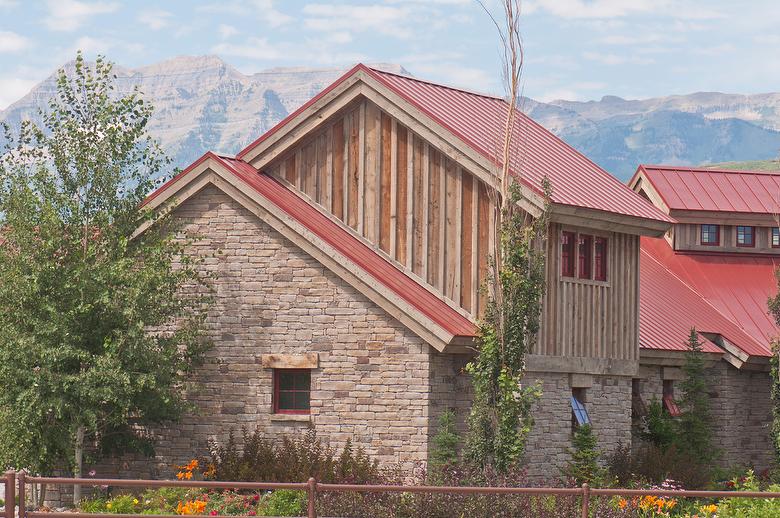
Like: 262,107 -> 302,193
88,470 -> 96,477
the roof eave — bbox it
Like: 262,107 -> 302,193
552,203 -> 673,237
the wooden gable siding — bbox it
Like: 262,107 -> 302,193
537,224 -> 639,361
264,99 -> 494,316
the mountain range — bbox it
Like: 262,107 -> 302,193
2,55 -> 779,181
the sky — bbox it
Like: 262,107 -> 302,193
1,0 -> 780,110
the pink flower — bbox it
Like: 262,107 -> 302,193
210,512 -> 217,516
252,495 -> 259,501
88,470 -> 96,477
248,512 -> 256,516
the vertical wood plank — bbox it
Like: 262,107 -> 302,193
357,102 -> 366,234
347,109 -> 360,229
421,142 -> 430,280
477,182 -> 490,316
316,132 -> 327,205
389,119 -> 398,258
379,112 -> 392,253
332,118 -> 345,221
295,148 -> 303,191
406,130 -> 414,268
471,179 -> 479,314
445,160 -> 461,301
427,149 -> 442,287
285,155 -> 296,184
412,136 -> 425,276
323,126 -> 333,211
396,125 -> 408,266
304,141 -> 316,197
461,172 -> 474,312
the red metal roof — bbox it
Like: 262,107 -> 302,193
153,152 -> 477,340
637,165 -> 780,213
237,64 -> 672,225
640,236 -> 777,357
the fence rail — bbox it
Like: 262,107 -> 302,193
6,470 -> 780,518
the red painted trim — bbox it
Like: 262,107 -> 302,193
594,237 -> 608,281
561,231 -> 575,277
578,234 -> 593,280
700,224 -> 720,246
736,225 -> 755,247
273,369 -> 311,415
141,151 -> 222,207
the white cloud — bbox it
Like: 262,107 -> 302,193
526,0 -> 723,20
693,43 -> 736,56
0,0 -> 18,7
44,0 -> 119,32
303,4 -> 414,39
212,38 -> 284,60
0,31 -> 30,53
0,77 -> 38,110
137,9 -> 172,30
197,1 -> 292,28
218,24 -> 239,39
583,51 -> 654,65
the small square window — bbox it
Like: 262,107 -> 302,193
736,226 -> 755,247
772,228 -> 780,248
561,231 -> 575,277
700,224 -> 719,246
571,389 -> 591,427
274,369 -> 311,414
578,235 -> 593,279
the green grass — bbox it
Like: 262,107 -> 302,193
700,159 -> 780,171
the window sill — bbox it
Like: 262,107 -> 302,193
270,414 -> 311,423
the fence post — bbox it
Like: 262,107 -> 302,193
307,477 -> 317,518
5,471 -> 15,518
17,471 -> 25,518
581,483 -> 590,518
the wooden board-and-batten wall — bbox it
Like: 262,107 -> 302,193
263,98 -> 639,363
264,98 -> 494,317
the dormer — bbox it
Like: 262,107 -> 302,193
630,165 -> 780,255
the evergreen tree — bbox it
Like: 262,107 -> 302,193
768,274 -> 780,463
675,328 -> 715,463
562,424 -> 605,485
430,409 -> 460,471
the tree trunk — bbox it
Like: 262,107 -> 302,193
73,426 -> 84,505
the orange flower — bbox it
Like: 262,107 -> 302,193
185,471 -> 193,480
186,459 -> 199,471
618,498 -> 628,510
176,471 -> 185,480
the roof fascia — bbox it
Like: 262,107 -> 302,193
629,167 -> 671,215
551,204 -> 672,237
639,348 -> 723,367
140,157 -> 463,352
670,209 -> 779,226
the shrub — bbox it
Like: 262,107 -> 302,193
429,410 -> 460,473
607,442 -> 711,489
259,490 -> 306,517
717,470 -> 780,518
639,400 -> 677,449
208,427 -> 381,484
562,424 -> 607,485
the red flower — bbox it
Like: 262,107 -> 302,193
210,512 -> 217,516
252,495 -> 259,501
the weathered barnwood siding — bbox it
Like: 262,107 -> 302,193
265,99 -> 494,316
675,223 -> 777,254
537,224 -> 639,361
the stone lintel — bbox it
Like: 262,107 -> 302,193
261,352 -> 319,369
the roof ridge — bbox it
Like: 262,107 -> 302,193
368,65 -> 506,102
640,247 -> 768,353
642,164 -> 780,176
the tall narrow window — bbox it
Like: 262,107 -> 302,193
736,226 -> 755,247
700,224 -> 719,246
578,234 -> 593,279
571,388 -> 591,430
772,228 -> 780,248
273,369 -> 311,414
631,378 -> 646,419
561,231 -> 575,277
594,237 -> 608,281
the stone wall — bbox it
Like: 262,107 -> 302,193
637,360 -> 773,470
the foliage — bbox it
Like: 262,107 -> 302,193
607,443 -> 712,490
429,409 -> 460,472
639,401 -> 677,450
717,470 -> 780,518
464,182 -> 550,472
0,51 -> 212,479
562,424 -> 607,485
768,270 -> 780,464
259,490 -> 306,517
207,428 -> 381,484
675,329 -> 715,468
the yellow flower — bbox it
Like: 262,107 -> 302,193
106,503 -> 112,510
700,503 -> 718,515
133,499 -> 139,505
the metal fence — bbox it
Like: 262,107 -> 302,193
5,470 -> 780,518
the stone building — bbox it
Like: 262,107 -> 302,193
632,165 -> 779,469
90,67 -> 776,484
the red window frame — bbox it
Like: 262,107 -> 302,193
700,224 -> 719,246
662,380 -> 681,417
772,228 -> 780,248
273,369 -> 311,415
561,231 -> 575,277
594,237 -> 607,281
578,234 -> 593,280
736,226 -> 755,247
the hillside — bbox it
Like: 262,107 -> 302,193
3,56 -> 780,181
